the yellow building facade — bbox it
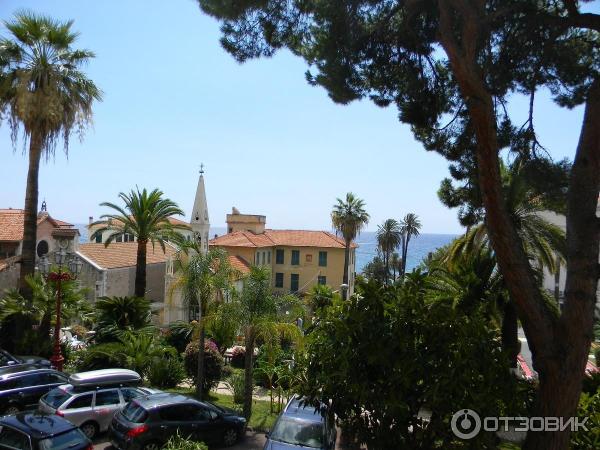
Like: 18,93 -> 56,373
210,210 -> 357,295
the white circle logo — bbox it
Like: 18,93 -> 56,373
451,409 -> 481,440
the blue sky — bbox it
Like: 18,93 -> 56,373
0,0 -> 591,233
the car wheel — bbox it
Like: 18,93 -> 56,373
223,428 -> 238,446
142,441 -> 162,450
4,405 -> 20,415
80,421 -> 99,440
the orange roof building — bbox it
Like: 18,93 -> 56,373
209,208 -> 358,296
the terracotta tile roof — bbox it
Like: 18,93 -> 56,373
228,255 -> 251,275
0,209 -> 76,241
78,242 -> 176,269
210,229 -> 357,249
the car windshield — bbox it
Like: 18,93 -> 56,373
38,428 -> 87,450
122,402 -> 148,423
270,417 -> 324,448
42,388 -> 72,409
0,350 -> 17,366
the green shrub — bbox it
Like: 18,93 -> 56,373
147,356 -> 186,389
224,371 -> 245,404
571,390 -> 600,449
164,321 -> 194,354
72,343 -> 127,371
582,372 -> 600,395
70,324 -> 89,340
184,340 -> 224,394
164,433 -> 208,450
230,347 -> 245,369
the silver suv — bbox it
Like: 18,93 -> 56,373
38,369 -> 156,439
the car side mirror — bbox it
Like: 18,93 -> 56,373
7,361 -> 15,366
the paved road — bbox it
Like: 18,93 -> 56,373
92,430 -> 266,449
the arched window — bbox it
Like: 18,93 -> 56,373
36,240 -> 49,257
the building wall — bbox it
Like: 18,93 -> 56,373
88,223 -> 193,244
0,257 -> 20,294
213,244 -> 353,295
270,246 -> 350,295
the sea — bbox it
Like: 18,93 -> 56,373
76,225 -> 456,274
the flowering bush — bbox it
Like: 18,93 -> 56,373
184,340 -> 224,394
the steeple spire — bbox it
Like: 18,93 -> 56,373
191,165 -> 210,254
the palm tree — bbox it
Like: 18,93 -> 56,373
390,252 -> 402,282
169,246 -> 236,399
376,219 -> 402,284
236,266 -> 302,419
90,188 -> 189,298
0,273 -> 91,353
331,193 -> 369,299
0,11 -> 102,298
399,213 -> 422,276
446,159 -> 566,368
92,296 -> 154,343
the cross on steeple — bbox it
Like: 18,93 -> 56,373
200,163 -> 204,175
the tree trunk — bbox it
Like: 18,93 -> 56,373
134,239 -> 147,298
400,234 -> 407,276
19,132 -> 44,299
243,331 -> 255,420
196,318 -> 205,400
522,77 -> 600,450
342,241 -> 350,300
438,4 -> 599,449
501,300 -> 520,368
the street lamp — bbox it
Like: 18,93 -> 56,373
37,249 -> 83,371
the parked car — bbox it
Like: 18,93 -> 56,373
38,368 -> 147,439
0,412 -> 92,450
0,366 -> 68,416
109,393 -> 247,449
264,396 -> 336,450
0,349 -> 51,370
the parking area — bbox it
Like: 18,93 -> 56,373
92,430 -> 267,449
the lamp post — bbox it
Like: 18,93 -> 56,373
37,249 -> 83,372
340,283 -> 349,301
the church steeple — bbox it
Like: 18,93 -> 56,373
191,164 -> 210,254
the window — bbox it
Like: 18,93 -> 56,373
95,233 -> 102,243
66,393 -> 93,409
318,276 -> 327,285
0,426 -> 30,450
268,251 -> 271,264
123,233 -> 135,242
319,251 -> 328,267
95,389 -> 120,406
36,240 -> 49,257
290,274 -> 299,292
121,388 -> 143,403
122,402 -> 148,423
275,273 -> 284,288
291,250 -> 300,265
159,405 -> 202,422
41,372 -> 68,385
306,254 -> 312,263
262,252 -> 266,265
256,253 -> 260,265
276,249 -> 284,264
116,235 -> 123,243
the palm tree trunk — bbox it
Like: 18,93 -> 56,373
196,318 -> 205,399
19,132 -> 43,300
134,239 -> 147,298
384,250 -> 390,285
400,234 -> 407,277
243,331 -> 255,420
342,241 -> 350,300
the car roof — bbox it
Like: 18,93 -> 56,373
282,397 -> 323,423
69,368 -> 140,388
133,392 -> 199,409
0,412 -> 77,440
0,366 -> 56,380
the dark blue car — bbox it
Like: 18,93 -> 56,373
0,412 -> 92,449
264,397 -> 336,450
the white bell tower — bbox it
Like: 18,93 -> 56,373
191,164 -> 210,254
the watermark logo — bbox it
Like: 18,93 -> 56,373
451,410 -> 589,440
451,409 -> 481,439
